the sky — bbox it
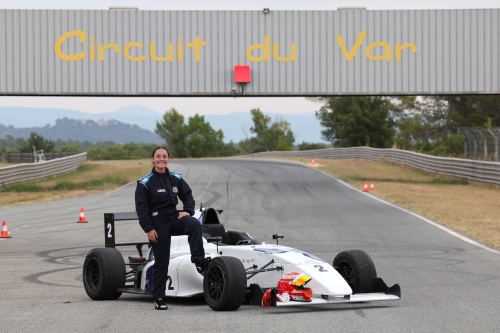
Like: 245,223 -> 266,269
1,0 -> 498,116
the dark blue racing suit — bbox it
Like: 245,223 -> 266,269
135,168 -> 205,299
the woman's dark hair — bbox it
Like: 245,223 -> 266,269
151,146 -> 174,185
151,146 -> 169,158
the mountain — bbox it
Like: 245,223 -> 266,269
0,106 -> 327,143
0,118 -> 163,144
0,106 -> 161,132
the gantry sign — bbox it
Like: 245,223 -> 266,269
0,8 -> 498,96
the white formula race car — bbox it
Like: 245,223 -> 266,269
83,207 -> 400,311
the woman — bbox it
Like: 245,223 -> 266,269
135,146 -> 210,310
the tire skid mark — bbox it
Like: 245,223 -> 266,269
24,246 -> 97,287
24,266 -> 81,287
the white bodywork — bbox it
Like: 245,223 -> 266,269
137,209 -> 400,305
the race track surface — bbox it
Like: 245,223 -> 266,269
1,158 -> 499,333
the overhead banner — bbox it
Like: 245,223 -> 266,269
0,9 -> 498,95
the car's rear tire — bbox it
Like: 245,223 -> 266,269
333,250 -> 377,294
83,247 -> 125,300
203,256 -> 247,311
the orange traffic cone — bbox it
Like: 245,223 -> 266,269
311,158 -> 315,165
362,181 -> 369,192
77,208 -> 88,223
370,181 -> 375,191
1,220 -> 11,238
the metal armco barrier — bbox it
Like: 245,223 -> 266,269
247,147 -> 500,186
0,153 -> 87,186
2,151 -> 79,163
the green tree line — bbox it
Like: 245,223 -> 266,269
313,95 -> 500,157
0,132 -> 160,160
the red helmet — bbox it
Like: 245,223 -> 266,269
278,271 -> 313,302
262,271 -> 314,307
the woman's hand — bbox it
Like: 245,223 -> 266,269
147,229 -> 158,243
178,211 -> 190,219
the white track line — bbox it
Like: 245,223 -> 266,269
314,167 -> 500,255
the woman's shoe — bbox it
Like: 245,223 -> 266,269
154,298 -> 168,310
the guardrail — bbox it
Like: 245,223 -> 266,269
0,153 -> 87,186
2,151 -> 79,163
247,147 -> 500,186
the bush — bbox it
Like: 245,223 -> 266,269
298,142 -> 329,151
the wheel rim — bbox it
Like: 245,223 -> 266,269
86,258 -> 101,292
206,265 -> 225,301
336,260 -> 356,291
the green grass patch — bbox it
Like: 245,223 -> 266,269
1,183 -> 44,192
347,176 -> 469,185
50,176 -> 127,190
1,175 -> 127,192
77,164 -> 92,172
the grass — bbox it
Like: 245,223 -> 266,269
0,160 -> 152,207
275,157 -> 500,250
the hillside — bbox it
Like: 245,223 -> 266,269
0,117 -> 163,144
0,106 -> 327,144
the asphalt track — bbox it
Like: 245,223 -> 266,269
1,158 -> 499,333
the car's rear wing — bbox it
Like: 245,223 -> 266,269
104,212 -> 149,248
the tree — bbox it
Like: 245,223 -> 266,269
20,132 -> 55,153
314,97 -> 395,148
184,114 -> 226,158
123,142 -> 140,158
249,108 -> 295,152
155,108 -> 187,158
237,137 -> 260,154
155,108 -> 236,158
60,144 -> 79,152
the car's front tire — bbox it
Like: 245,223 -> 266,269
333,250 -> 377,294
83,247 -> 125,300
203,256 -> 247,311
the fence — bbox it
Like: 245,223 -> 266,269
247,147 -> 500,186
2,151 -> 80,163
0,153 -> 87,186
458,128 -> 500,162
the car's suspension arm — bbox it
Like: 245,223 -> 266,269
246,259 -> 283,280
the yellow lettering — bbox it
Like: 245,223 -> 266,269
395,43 -> 417,61
365,41 -> 392,61
336,31 -> 367,62
177,38 -> 183,62
150,42 -> 174,62
98,43 -> 119,62
246,35 -> 271,62
273,42 -> 296,62
54,30 -> 86,61
90,37 -> 95,62
186,36 -> 208,62
124,42 -> 145,62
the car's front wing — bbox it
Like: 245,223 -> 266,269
276,293 -> 400,306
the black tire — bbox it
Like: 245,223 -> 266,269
203,256 -> 247,311
83,247 -> 126,300
333,250 -> 377,294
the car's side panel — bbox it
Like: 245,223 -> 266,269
176,256 -> 204,297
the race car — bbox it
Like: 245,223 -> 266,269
83,206 -> 401,311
